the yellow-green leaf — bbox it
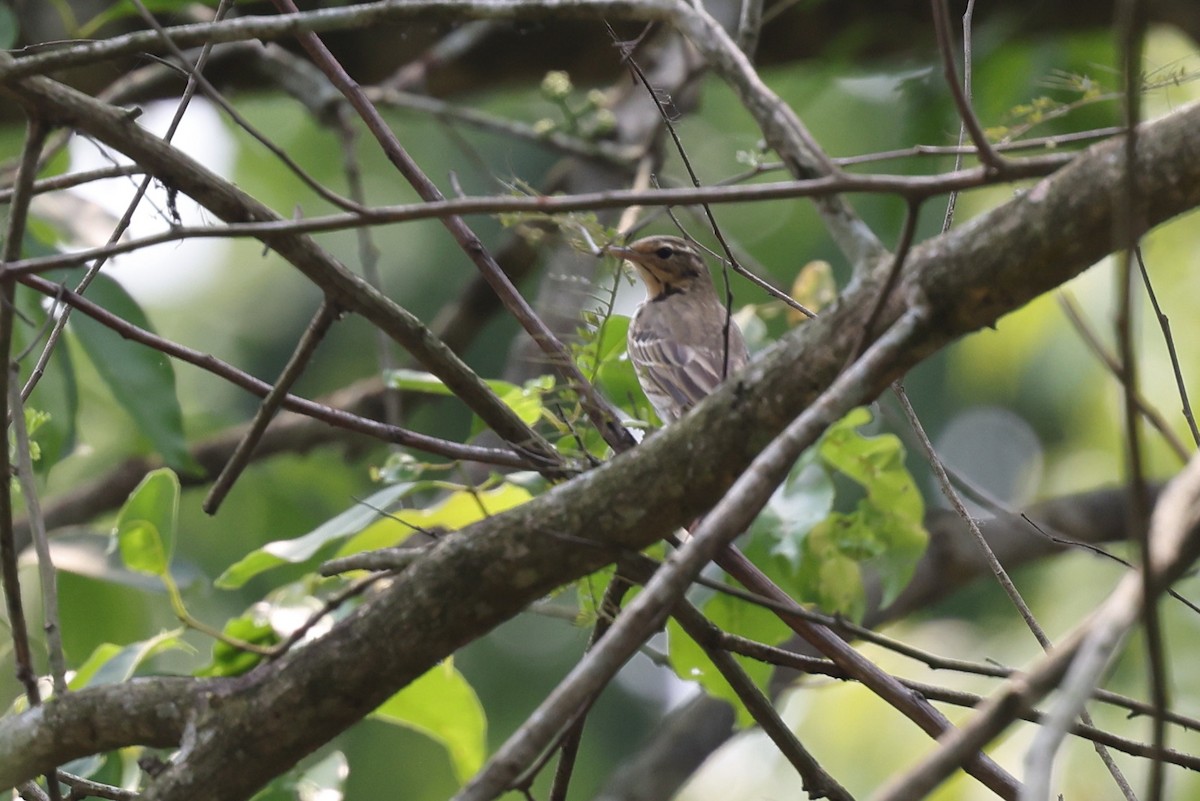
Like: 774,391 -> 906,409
113,468 -> 179,577
372,660 -> 487,784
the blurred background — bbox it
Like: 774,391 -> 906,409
2,1 -> 1200,799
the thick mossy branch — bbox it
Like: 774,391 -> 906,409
0,100 -> 1194,800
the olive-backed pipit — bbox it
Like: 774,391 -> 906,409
608,235 -> 749,423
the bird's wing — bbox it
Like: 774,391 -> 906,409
628,319 -> 748,420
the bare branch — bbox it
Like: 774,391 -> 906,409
0,55 -> 564,471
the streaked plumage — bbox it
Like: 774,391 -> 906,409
608,235 -> 749,423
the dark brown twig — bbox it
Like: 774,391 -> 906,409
848,200 -> 921,364
0,117 -> 60,801
670,601 -> 855,801
269,0 -> 635,453
203,300 -> 342,514
547,571 -> 632,801
1114,2 -> 1166,798
332,105 -> 399,427
1,157 -> 1083,279
718,633 -> 1200,772
1136,247 -> 1200,447
17,274 -> 539,470
930,0 -> 1007,172
9,370 -> 67,696
616,42 -> 743,379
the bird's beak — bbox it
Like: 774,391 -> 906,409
605,245 -> 646,279
604,244 -> 637,262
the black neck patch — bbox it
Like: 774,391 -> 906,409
652,284 -> 685,302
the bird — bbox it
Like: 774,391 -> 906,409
607,235 -> 750,423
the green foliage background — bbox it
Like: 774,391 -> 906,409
2,6 -> 1199,800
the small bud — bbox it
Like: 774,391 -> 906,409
589,109 -> 617,136
541,70 -> 572,101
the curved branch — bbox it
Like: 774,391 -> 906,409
2,99 -> 1193,800
0,678 -> 199,788
0,1 -> 678,83
0,53 -> 563,472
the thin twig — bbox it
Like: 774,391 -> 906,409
203,300 -> 342,514
0,116 -> 49,711
895,383 -> 1049,646
1112,1 -> 1166,798
381,19 -> 496,91
1136,247 -> 1200,447
670,600 -> 855,801
1058,292 -> 1189,463
547,569 -> 633,801
8,370 -> 67,696
16,274 -> 540,471
849,200 -> 921,364
269,0 -> 635,453
894,382 -> 1138,801
334,106 -> 400,427
0,0 -> 679,83
1,118 -> 64,801
4,54 -> 567,477
836,127 -> 1124,168
23,0 -> 234,408
0,165 -> 145,203
616,43 -> 742,379
367,85 -> 638,166
267,570 -> 395,660
940,0 -> 975,231
931,19 -> 1134,785
1,157 -> 1081,279
930,0 -> 1006,172
735,0 -> 765,61
669,0 -> 888,270
1021,453 -> 1200,801
126,4 -> 371,215
719,633 -> 1200,771
56,770 -> 138,801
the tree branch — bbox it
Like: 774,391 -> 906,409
0,53 -> 564,473
1,97 -> 1195,801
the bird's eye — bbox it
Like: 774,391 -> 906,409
655,246 -> 674,259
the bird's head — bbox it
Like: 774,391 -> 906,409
607,235 -> 712,300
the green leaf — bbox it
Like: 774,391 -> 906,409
389,369 -> 550,439
575,564 -> 617,625
216,481 -> 428,588
113,468 -> 179,577
373,660 -> 487,784
49,529 -> 201,591
577,314 -> 651,420
819,407 -> 923,523
336,483 -> 532,557
667,591 -> 789,728
796,515 -> 868,620
470,376 -> 551,438
67,273 -> 200,474
386,368 -> 518,398
593,313 -> 630,361
817,407 -> 928,607
194,613 -> 279,677
758,452 -> 835,567
69,631 -> 190,689
742,408 -> 928,619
